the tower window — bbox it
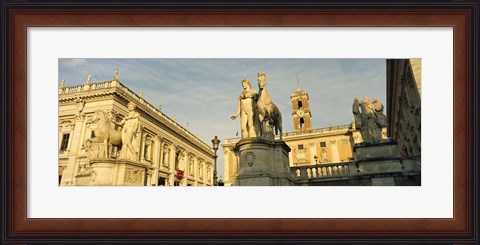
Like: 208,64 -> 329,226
298,100 -> 303,109
60,133 -> 70,151
299,118 -> 305,129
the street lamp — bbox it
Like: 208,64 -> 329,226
211,136 -> 220,186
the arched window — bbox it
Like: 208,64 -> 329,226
299,118 -> 305,129
297,100 -> 303,109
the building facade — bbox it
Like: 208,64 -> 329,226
58,72 -> 215,186
386,59 -> 421,160
222,85 -> 365,186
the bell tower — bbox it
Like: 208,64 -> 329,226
290,84 -> 312,131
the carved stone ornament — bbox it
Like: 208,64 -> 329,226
125,168 -> 143,184
245,151 -> 256,167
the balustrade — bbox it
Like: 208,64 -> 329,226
293,162 -> 352,180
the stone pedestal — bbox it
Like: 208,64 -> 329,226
353,141 -> 403,186
233,138 -> 295,186
76,159 -> 154,186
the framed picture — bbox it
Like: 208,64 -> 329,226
2,1 -> 478,243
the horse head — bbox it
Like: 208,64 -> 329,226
257,73 -> 267,90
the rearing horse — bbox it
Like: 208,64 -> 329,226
86,110 -> 122,158
257,73 -> 283,140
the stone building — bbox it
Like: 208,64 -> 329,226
222,70 -> 421,186
222,85 -> 364,186
58,71 -> 215,186
386,59 -> 421,160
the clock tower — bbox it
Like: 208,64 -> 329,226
290,84 -> 312,131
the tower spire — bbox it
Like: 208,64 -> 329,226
296,73 -> 301,91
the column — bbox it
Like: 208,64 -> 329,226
151,136 -> 161,186
61,117 -> 84,185
330,140 -> 340,162
223,148 -> 230,183
168,144 -> 176,186
309,142 -> 316,164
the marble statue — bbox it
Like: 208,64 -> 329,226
86,110 -> 122,158
115,101 -> 140,160
257,73 -> 283,140
114,68 -> 119,81
231,79 -> 261,138
86,72 -> 92,84
352,97 -> 387,144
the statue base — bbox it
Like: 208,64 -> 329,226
233,138 -> 295,186
353,141 -> 403,186
75,159 -> 154,186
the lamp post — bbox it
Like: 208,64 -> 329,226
211,136 -> 220,186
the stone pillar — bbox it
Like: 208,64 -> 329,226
354,141 -> 403,186
288,151 -> 293,167
168,145 -> 176,186
233,138 -> 295,186
330,140 -> 340,162
151,136 -> 161,186
61,117 -> 85,185
223,147 -> 231,184
193,157 -> 198,186
309,142 -> 316,164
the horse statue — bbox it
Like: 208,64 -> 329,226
257,73 -> 283,140
85,110 -> 122,158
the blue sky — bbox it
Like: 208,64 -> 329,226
59,58 -> 386,179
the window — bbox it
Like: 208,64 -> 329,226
297,100 -> 303,109
298,144 -> 304,150
299,118 -> 304,129
320,141 -> 326,147
157,177 -> 166,186
60,133 -> 70,151
91,131 -> 95,138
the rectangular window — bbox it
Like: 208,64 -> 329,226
297,144 -> 304,150
320,141 -> 326,147
60,133 -> 70,151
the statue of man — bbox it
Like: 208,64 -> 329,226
231,79 -> 260,138
115,101 -> 140,160
86,73 -> 92,84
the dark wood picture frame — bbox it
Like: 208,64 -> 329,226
1,1 -> 479,243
